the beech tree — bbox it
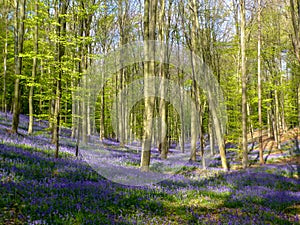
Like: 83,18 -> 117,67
140,0 -> 158,172
52,0 -> 69,158
28,0 -> 39,134
240,0 -> 249,169
12,0 -> 26,133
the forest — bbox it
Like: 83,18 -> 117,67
0,0 -> 300,224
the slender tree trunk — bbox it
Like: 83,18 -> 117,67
233,0 -> 240,38
28,0 -> 39,134
54,79 -> 61,158
290,0 -> 300,64
71,68 -> 76,139
240,0 -> 248,168
177,39 -> 185,153
179,85 -> 185,153
53,0 -> 68,158
211,106 -> 228,170
117,0 -> 129,146
12,0 -> 26,134
99,54 -> 105,141
274,86 -> 281,149
3,3 -> 8,116
267,108 -> 272,137
71,14 -> 79,140
209,113 -> 215,155
158,0 -> 169,159
280,74 -> 287,132
81,71 -> 87,143
39,59 -> 44,120
190,98 -> 197,161
99,71 -> 105,141
189,0 -> 199,162
200,125 -> 206,169
257,0 -> 264,164
298,84 -> 300,128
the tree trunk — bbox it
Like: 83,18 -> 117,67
290,0 -> 300,63
298,84 -> 300,128
209,112 -> 215,155
12,0 -> 26,133
71,67 -> 77,139
240,0 -> 248,169
28,0 -> 39,134
274,86 -> 281,149
117,0 -> 129,146
158,0 -> 169,159
99,78 -> 105,141
179,86 -> 185,153
12,0 -> 26,134
257,0 -> 264,164
189,0 -> 199,162
53,0 -> 69,158
190,96 -> 198,161
2,3 -> 9,116
200,126 -> 206,169
140,0 -> 157,172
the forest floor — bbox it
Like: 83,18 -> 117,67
0,111 -> 299,224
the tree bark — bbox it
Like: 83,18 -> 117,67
12,0 -> 26,134
290,0 -> 300,63
189,0 -> 199,162
240,0 -> 248,168
209,112 -> 215,155
28,0 -> 39,134
257,0 -> 264,164
117,0 -> 129,146
158,0 -> 169,159
140,0 -> 157,172
2,2 -> 8,116
52,0 -> 69,158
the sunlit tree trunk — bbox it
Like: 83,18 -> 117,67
209,113 -> 215,155
140,0 -> 157,172
179,84 -> 185,153
257,0 -> 264,164
71,59 -> 77,139
190,101 -> 197,161
117,0 -> 129,146
28,0 -> 39,134
79,0 -> 95,143
274,85 -> 281,150
158,0 -> 169,159
99,61 -> 105,141
240,0 -> 248,168
189,0 -> 199,162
